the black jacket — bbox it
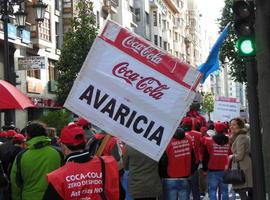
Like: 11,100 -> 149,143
0,142 -> 23,177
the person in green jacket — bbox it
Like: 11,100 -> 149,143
10,121 -> 64,200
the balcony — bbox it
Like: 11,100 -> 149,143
149,0 -> 167,14
164,0 -> 181,13
30,24 -> 52,49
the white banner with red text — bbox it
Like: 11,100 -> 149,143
64,20 -> 201,161
213,96 -> 241,122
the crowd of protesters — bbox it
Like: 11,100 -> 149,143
0,109 -> 253,200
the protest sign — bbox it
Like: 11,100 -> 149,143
64,20 -> 201,161
213,96 -> 241,122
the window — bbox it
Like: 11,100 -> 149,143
55,22 -> 60,49
96,11 -> 100,28
39,15 -> 51,41
159,14 -> 161,26
174,32 -> 178,40
163,41 -> 167,51
162,20 -> 166,30
154,35 -> 158,45
48,61 -> 58,81
153,11 -> 157,26
55,0 -> 60,10
145,12 -> 150,24
135,8 -> 140,22
27,70 -> 41,79
159,36 -> 162,47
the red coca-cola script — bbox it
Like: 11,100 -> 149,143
122,36 -> 165,65
112,62 -> 170,100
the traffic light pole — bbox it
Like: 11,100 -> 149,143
246,57 -> 266,199
256,0 -> 270,195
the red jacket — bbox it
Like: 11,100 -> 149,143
205,137 -> 230,170
165,136 -> 193,178
186,130 -> 202,163
47,156 -> 119,200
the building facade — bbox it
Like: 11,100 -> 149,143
0,0 -> 62,128
0,0 -> 210,128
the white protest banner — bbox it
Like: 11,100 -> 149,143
64,20 -> 201,161
213,96 -> 241,122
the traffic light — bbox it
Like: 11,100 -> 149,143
232,0 -> 256,56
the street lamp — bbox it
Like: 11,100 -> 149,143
33,0 -> 47,22
0,0 -> 47,126
14,6 -> 27,29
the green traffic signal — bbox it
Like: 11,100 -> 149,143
236,37 -> 256,56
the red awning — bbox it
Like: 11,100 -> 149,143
0,80 -> 35,109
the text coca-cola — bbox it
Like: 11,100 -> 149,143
122,36 -> 165,65
112,62 -> 170,100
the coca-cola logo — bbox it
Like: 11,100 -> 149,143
112,62 -> 170,100
122,36 -> 165,65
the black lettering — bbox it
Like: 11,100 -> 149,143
79,85 -> 94,105
100,98 -> 116,118
133,115 -> 148,134
148,126 -> 164,146
143,121 -> 155,138
125,110 -> 137,128
113,104 -> 130,125
94,89 -> 109,109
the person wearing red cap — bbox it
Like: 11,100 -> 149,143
181,116 -> 202,200
0,133 -> 26,200
43,124 -> 119,200
76,117 -> 96,139
202,121 -> 230,200
6,130 -> 16,138
0,132 -> 26,176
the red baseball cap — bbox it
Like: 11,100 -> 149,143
0,131 -> 7,138
13,134 -> 26,143
215,121 -> 225,133
6,130 -> 16,137
59,124 -> 86,146
76,118 -> 90,127
181,117 -> 193,125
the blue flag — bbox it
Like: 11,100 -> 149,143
198,23 -> 231,83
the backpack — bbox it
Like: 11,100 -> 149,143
0,160 -> 9,189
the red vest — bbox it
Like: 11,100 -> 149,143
205,138 -> 230,170
186,130 -> 202,163
47,156 -> 119,200
166,136 -> 193,178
